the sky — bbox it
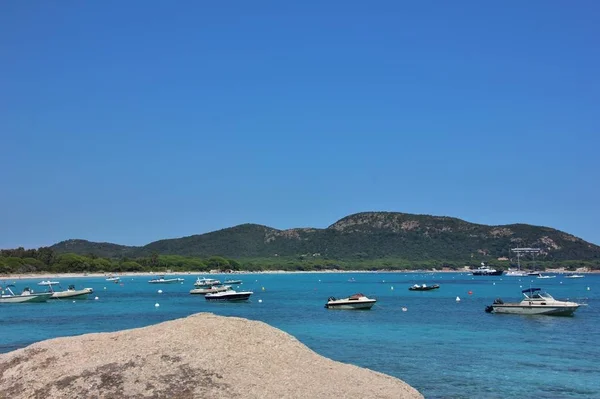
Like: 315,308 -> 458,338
1,1 -> 599,248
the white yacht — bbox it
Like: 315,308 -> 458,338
485,288 -> 581,316
324,293 -> 377,310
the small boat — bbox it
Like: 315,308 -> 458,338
148,275 -> 185,284
485,288 -> 581,316
505,270 -> 528,277
223,279 -> 242,285
564,274 -> 585,279
105,276 -> 120,282
190,285 -> 231,295
536,274 -> 556,279
0,286 -> 53,304
194,277 -> 221,288
408,284 -> 440,291
324,293 -> 376,310
37,280 -> 60,286
50,284 -> 94,299
471,264 -> 503,276
205,289 -> 253,302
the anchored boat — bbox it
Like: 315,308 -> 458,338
408,284 -> 440,291
205,289 -> 253,302
148,275 -> 185,284
0,285 -> 53,304
324,293 -> 376,310
485,288 -> 581,316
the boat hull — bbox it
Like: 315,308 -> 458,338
325,301 -> 376,310
205,291 -> 253,302
472,270 -> 504,276
190,285 -> 231,295
409,285 -> 440,291
490,304 -> 579,316
51,288 -> 94,299
148,279 -> 184,284
0,293 -> 53,303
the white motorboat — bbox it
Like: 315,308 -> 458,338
0,286 -> 53,304
190,285 -> 231,295
194,277 -> 221,288
536,274 -> 556,279
205,289 -> 253,302
564,274 -> 585,279
50,284 -> 94,299
148,275 -> 185,284
485,288 -> 581,316
105,276 -> 120,282
505,270 -> 528,277
223,279 -> 243,285
38,280 -> 60,286
324,293 -> 377,310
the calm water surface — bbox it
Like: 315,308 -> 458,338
1,272 -> 598,398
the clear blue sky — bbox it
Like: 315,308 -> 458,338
1,1 -> 599,248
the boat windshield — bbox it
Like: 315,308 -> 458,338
526,291 -> 553,300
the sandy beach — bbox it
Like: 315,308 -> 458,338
1,267 -> 596,281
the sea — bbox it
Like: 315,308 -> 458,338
1,272 -> 598,398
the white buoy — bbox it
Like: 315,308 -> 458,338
155,303 -> 160,307
402,307 -> 407,312
72,300 -> 76,303
258,299 -> 263,303
391,286 -> 394,290
94,296 -> 99,300
456,296 -> 461,302
158,289 -> 163,294
587,287 -> 591,291
103,287 -> 107,290
493,283 -> 496,285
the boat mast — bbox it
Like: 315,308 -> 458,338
511,248 -> 541,271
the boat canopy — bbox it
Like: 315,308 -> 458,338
522,288 -> 541,294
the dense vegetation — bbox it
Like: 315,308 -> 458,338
3,212 -> 600,274
50,212 -> 600,261
1,247 -> 599,275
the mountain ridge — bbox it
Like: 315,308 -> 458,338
49,212 -> 600,262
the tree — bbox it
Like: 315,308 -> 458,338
206,256 -> 229,270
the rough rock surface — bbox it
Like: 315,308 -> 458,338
0,313 -> 423,399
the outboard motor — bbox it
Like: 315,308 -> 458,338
485,305 -> 494,313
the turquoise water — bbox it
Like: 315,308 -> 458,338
1,272 -> 598,398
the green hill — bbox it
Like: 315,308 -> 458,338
50,212 -> 600,262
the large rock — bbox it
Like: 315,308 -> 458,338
0,313 -> 422,398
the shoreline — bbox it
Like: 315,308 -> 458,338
1,268 -> 597,281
